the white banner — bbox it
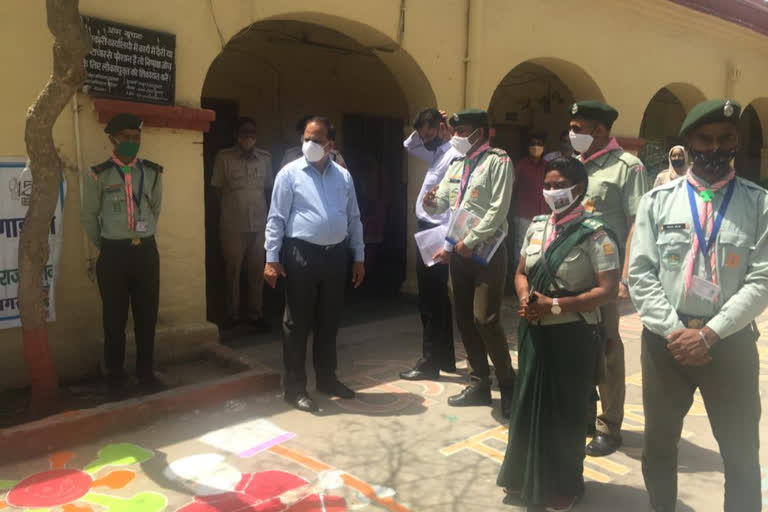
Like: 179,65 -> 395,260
0,157 -> 65,329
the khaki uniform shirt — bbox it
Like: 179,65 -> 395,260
424,146 -> 514,248
581,148 -> 648,246
629,175 -> 768,338
522,213 -> 620,325
212,146 -> 273,232
81,158 -> 163,248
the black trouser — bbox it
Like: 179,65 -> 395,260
96,236 -> 160,381
416,221 -> 455,370
450,242 -> 515,387
282,238 -> 347,394
641,325 -> 761,512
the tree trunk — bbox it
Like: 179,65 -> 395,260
20,0 -> 91,411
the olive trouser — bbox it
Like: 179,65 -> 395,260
449,243 -> 515,387
641,326 -> 761,512
588,301 -> 626,436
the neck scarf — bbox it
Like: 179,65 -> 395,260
683,169 -> 736,297
111,153 -> 138,231
579,137 -> 622,164
544,204 -> 586,250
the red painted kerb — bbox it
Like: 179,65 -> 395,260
93,99 -> 216,132
669,0 -> 768,37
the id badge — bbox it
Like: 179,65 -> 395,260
136,221 -> 149,233
690,275 -> 720,302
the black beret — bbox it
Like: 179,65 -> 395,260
679,99 -> 741,137
449,108 -> 489,128
104,113 -> 143,134
569,101 -> 619,127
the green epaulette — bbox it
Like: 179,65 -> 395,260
582,217 -> 605,231
487,147 -> 509,157
91,160 -> 113,174
532,214 -> 549,222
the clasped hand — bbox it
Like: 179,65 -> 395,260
518,291 -> 553,321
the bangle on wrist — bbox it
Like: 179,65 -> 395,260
698,330 -> 712,349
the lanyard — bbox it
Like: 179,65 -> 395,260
686,179 -> 735,258
455,150 -> 486,208
113,161 -> 145,209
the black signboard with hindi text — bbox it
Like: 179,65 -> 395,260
82,16 -> 176,105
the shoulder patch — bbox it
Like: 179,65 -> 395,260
582,217 -> 604,230
141,159 -> 163,173
91,160 -> 112,174
532,214 -> 549,222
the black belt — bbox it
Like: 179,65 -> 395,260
285,237 -> 346,251
101,236 -> 155,248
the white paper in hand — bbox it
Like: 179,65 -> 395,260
414,225 -> 448,267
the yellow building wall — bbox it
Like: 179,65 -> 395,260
1,0 -> 768,389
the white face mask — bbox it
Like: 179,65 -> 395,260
543,184 -> 580,214
569,130 -> 594,154
449,129 -> 478,155
302,140 -> 327,163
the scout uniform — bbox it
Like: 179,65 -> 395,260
497,210 -> 620,506
80,113 -> 163,391
522,212 -> 620,326
424,108 -> 516,416
211,145 -> 273,325
629,100 -> 766,512
572,100 -> 648,447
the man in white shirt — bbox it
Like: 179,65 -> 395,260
400,108 -> 463,380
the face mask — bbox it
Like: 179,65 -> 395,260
689,147 -> 736,176
424,134 -> 443,151
569,130 -> 594,154
449,129 -> 478,155
670,158 -> 686,171
114,141 -> 140,160
543,184 -> 579,214
302,140 -> 328,163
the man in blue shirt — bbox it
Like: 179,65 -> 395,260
400,108 -> 462,381
264,116 -> 365,412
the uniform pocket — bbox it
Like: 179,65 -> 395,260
656,231 -> 690,270
718,231 -> 752,273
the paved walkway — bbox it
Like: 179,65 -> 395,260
1,298 -> 767,511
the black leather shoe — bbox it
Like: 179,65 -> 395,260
399,367 -> 440,380
285,392 -> 318,412
317,379 -> 355,399
440,364 -> 458,373
585,432 -> 621,457
447,382 -> 492,407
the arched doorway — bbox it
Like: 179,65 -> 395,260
487,59 -> 604,161
737,103 -> 765,184
639,84 -> 706,183
200,18 -> 435,326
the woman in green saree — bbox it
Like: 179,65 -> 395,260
497,157 -> 620,512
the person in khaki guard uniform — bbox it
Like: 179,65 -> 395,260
423,108 -> 517,419
81,113 -> 164,399
212,117 -> 273,330
630,100 -> 767,512
497,157 -> 620,512
568,100 -> 648,456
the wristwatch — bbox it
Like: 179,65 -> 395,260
551,298 -> 562,315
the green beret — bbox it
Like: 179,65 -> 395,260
569,100 -> 619,127
679,99 -> 741,137
104,113 -> 143,134
449,108 -> 489,128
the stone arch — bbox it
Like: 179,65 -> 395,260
639,84 -> 707,179
486,58 -> 603,161
737,98 -> 768,182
